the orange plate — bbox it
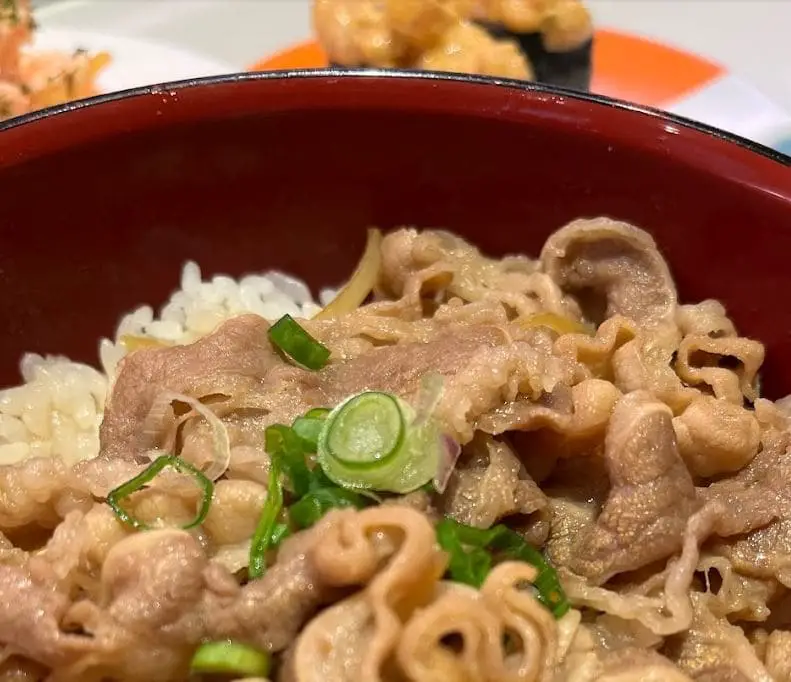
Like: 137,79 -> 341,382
249,29 -> 724,109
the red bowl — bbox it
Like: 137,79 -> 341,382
1,70 -> 789,395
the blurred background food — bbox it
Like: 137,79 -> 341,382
5,0 -> 791,154
0,0 -> 108,119
313,0 -> 593,89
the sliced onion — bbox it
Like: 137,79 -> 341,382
313,228 -> 382,320
432,434 -> 462,494
416,372 -> 456,493
516,312 -> 591,336
413,373 -> 444,428
119,335 -> 171,352
143,391 -> 231,481
212,540 -> 252,573
140,391 -> 181,452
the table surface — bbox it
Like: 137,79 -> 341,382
32,0 -> 791,114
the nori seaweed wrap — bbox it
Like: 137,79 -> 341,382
475,21 -> 593,91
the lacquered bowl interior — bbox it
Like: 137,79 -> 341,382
1,70 -> 790,396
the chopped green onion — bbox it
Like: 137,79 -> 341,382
305,407 -> 331,420
436,518 -> 569,618
265,424 -> 311,497
325,392 -> 405,467
248,459 -> 284,579
289,486 -> 368,529
268,314 -> 330,370
317,391 -> 441,493
355,489 -> 384,503
106,455 -> 214,531
270,522 -> 291,547
436,519 -> 493,587
292,409 -> 330,452
492,532 -> 570,619
258,419 -> 370,561
190,641 -> 271,677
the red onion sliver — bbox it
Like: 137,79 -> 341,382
433,434 -> 461,494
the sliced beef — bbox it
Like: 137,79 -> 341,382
559,626 -> 694,682
0,457 -> 75,530
765,630 -> 791,681
207,524 -> 343,652
478,378 -> 621,460
570,391 -> 699,583
103,311 -> 579,460
439,433 -> 550,545
597,648 -> 695,681
700,428 -> 791,587
664,594 -> 770,682
316,323 -> 576,443
63,529 -> 209,682
540,217 -> 706,414
676,300 -> 738,339
0,456 -> 140,532
99,314 -> 286,462
0,562 -> 87,668
0,657 -> 48,682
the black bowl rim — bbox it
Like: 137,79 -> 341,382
1,67 -> 789,166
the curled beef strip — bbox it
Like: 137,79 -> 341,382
570,391 -> 699,583
378,227 -> 582,320
0,512 -> 373,681
540,217 -> 677,332
676,300 -> 737,339
552,315 -> 638,382
540,217 -> 700,412
204,523 -> 345,652
283,506 -> 446,682
697,554 -> 780,622
675,334 -> 764,405
673,396 -> 761,478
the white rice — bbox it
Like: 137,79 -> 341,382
0,262 -> 337,467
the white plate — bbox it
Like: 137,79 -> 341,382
31,28 -> 236,93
